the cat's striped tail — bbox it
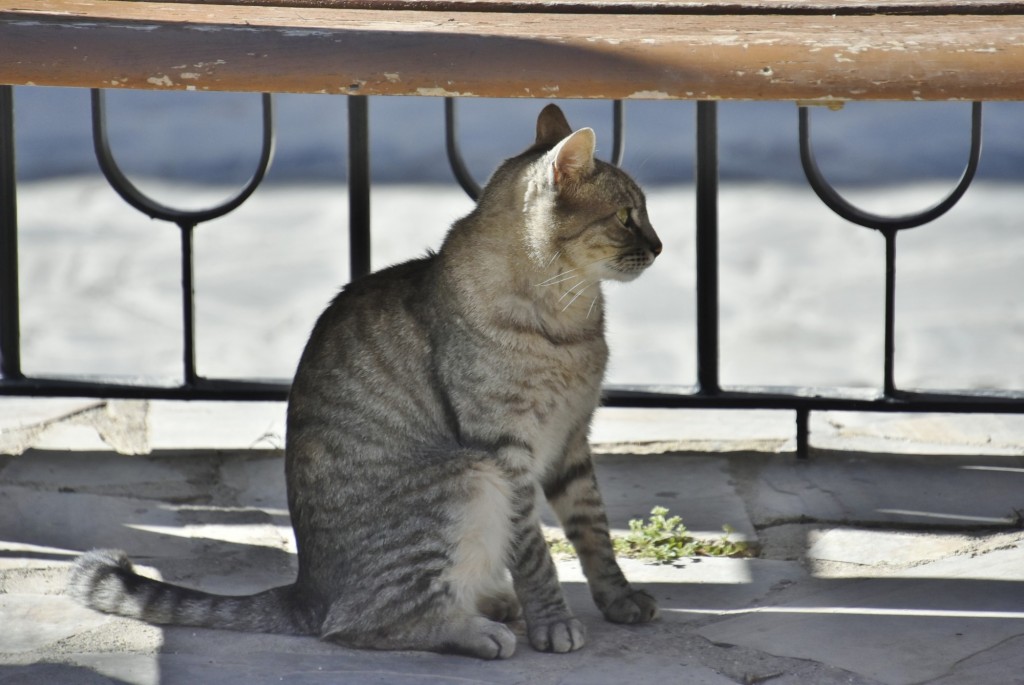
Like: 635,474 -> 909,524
67,549 -> 318,636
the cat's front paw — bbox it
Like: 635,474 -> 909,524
601,588 -> 659,624
527,616 -> 586,653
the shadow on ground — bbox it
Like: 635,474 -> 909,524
2,447 -> 1023,684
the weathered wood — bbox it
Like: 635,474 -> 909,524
2,0 -> 1024,100
120,0 -> 1024,13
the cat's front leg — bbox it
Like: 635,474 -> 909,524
543,431 -> 659,625
507,481 -> 586,654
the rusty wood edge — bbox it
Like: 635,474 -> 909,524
114,0 -> 1024,16
4,7 -> 1024,100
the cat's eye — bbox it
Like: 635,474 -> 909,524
615,207 -> 631,225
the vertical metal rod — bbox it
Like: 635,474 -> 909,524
883,229 -> 898,396
348,95 -> 371,280
610,100 -> 625,167
796,408 -> 810,460
180,223 -> 198,386
695,101 -> 720,395
0,85 -> 22,380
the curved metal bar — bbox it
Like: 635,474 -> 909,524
444,98 -> 628,201
91,89 -> 276,225
799,102 -> 983,231
444,97 -> 482,201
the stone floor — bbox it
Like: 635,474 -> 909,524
2,400 -> 1024,685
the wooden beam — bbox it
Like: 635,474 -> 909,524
2,1 -> 1024,100
108,0 -> 1024,14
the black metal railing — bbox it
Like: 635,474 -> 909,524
445,98 -> 1022,457
0,89 -> 375,402
0,86 -> 18,387
1,87 -> 1021,457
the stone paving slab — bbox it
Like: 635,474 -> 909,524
697,550 -> 1024,685
0,561 -> 870,685
0,399 -> 103,433
561,453 -> 757,541
0,487 -> 196,558
1,637 -> 742,685
923,634 -> 1024,685
6,398 -> 1024,460
805,528 -> 979,568
0,595 -> 110,655
147,402 -> 287,452
3,404 -> 1024,685
734,451 -> 1024,528
813,412 -> 1024,456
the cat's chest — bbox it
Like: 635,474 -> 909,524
443,304 -> 605,462
504,326 -> 605,403
472,335 -> 605,465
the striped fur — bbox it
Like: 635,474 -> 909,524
67,105 -> 661,659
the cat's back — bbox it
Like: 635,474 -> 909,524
299,255 -> 436,363
287,254 -> 450,446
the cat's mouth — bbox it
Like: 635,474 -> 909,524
611,248 -> 659,280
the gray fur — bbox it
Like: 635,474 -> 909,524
67,105 -> 662,659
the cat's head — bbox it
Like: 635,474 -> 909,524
521,104 -> 662,284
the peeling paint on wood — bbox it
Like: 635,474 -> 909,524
108,0 -> 1024,15
1,0 -> 1023,100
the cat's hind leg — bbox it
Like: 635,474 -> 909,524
445,461 -> 519,620
434,614 -> 518,659
322,600 -> 516,659
320,459 -> 521,659
476,578 -> 522,624
448,461 -> 522,634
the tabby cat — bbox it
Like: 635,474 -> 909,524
68,104 -> 663,659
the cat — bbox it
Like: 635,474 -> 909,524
68,104 -> 663,659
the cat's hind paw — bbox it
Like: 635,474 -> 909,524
443,617 -> 517,660
601,588 -> 659,624
477,590 -> 523,624
527,617 -> 585,653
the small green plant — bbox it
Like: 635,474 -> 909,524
545,533 -> 577,559
546,507 -> 753,563
615,506 -> 753,562
615,506 -> 693,563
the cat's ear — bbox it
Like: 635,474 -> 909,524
535,104 -> 573,148
549,128 -> 596,186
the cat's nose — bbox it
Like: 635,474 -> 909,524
641,224 -> 662,258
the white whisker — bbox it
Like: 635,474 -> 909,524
544,250 -> 561,270
538,271 -> 585,288
558,279 -> 587,302
562,282 -> 593,311
587,296 -> 599,319
534,256 -> 616,287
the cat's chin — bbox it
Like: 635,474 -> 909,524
604,267 -> 648,283
605,251 -> 658,282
